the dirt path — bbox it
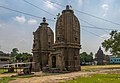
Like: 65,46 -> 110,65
9,69 -> 119,83
0,73 -> 17,77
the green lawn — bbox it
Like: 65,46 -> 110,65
62,74 -> 120,83
0,75 -> 34,83
0,77 -> 16,83
0,69 -> 5,74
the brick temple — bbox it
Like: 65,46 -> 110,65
32,5 -> 81,72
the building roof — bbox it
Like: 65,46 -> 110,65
0,51 -> 3,53
0,51 -> 10,56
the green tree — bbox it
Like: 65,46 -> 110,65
11,48 -> 19,57
16,53 -> 22,62
102,30 -> 120,56
10,48 -> 32,62
80,52 -> 93,65
80,52 -> 87,64
89,52 -> 93,62
10,48 -> 19,63
20,53 -> 32,62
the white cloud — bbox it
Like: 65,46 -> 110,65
101,34 -> 110,39
101,4 -> 109,16
45,0 -> 55,9
14,16 -> 26,24
78,0 -> 83,6
28,19 -> 37,25
0,23 -> 5,30
16,39 -> 27,45
0,24 -> 2,28
102,4 -> 109,10
0,24 -> 3,31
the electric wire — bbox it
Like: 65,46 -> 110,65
75,9 -> 120,26
0,5 -> 55,22
82,28 -> 106,39
0,3 -> 117,39
44,0 -> 120,26
80,18 -> 109,33
23,0 -> 55,16
81,25 -> 118,31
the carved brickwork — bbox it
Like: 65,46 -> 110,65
48,5 -> 81,72
33,5 -> 81,72
32,17 -> 54,71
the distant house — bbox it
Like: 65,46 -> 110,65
0,51 -> 10,68
109,56 -> 120,64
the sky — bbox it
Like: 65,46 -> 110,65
0,0 -> 120,55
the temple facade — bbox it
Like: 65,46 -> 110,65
48,5 -> 81,72
32,17 -> 54,71
32,5 -> 81,72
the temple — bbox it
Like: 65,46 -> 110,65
95,47 -> 105,65
32,17 -> 54,71
32,5 -> 81,72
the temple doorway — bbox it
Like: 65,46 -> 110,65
52,56 -> 56,68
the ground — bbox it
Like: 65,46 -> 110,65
0,65 -> 120,83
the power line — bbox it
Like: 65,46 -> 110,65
82,28 -> 106,39
75,9 -> 120,26
0,2 -> 118,32
81,25 -> 118,31
42,0 -> 119,32
0,5 -> 55,22
44,0 -> 120,26
80,18 -> 109,33
23,0 -> 55,16
1,4 -> 116,32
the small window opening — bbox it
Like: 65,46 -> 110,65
75,37 -> 77,41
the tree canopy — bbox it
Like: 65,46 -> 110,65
102,30 -> 120,56
80,52 -> 93,65
10,48 -> 32,63
11,48 -> 19,57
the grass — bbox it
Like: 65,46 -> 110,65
0,75 -> 34,83
81,64 -> 120,69
0,69 -> 5,74
62,74 -> 120,83
0,77 -> 16,83
81,65 -> 120,72
0,68 -> 23,74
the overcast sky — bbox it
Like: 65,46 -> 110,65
0,0 -> 120,55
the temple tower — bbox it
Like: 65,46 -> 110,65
48,5 -> 81,71
95,47 -> 105,65
32,17 -> 54,71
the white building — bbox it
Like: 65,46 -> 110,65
0,51 -> 10,68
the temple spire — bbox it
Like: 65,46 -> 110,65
40,17 -> 48,25
43,17 -> 46,23
66,5 -> 70,10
